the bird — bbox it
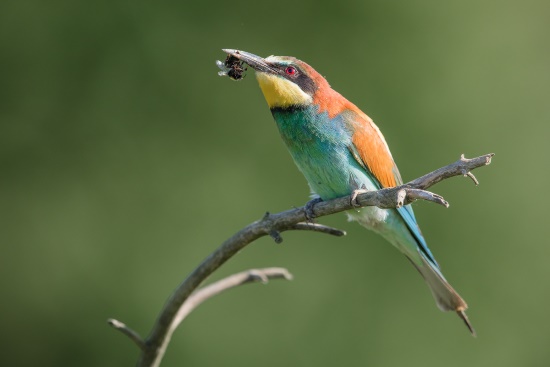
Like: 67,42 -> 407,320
220,49 -> 475,336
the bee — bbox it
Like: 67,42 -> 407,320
216,54 -> 247,81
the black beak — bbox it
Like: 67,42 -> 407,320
222,49 -> 274,74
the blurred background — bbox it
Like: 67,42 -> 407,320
1,0 -> 549,366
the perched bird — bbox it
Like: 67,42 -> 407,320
221,49 -> 475,335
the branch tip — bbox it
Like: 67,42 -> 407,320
269,230 -> 283,244
108,318 -> 145,350
292,222 -> 346,237
436,194 -> 450,208
399,188 -> 449,208
463,170 -> 479,185
248,269 -> 270,283
427,192 -> 449,207
279,268 -> 294,281
247,268 -> 294,282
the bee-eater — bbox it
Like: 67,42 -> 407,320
221,49 -> 475,335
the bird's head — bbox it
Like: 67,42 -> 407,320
223,49 -> 331,110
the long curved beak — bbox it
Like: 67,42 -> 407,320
222,49 -> 274,73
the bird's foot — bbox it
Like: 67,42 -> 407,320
304,197 -> 323,222
350,188 -> 369,208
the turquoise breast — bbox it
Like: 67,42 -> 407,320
270,106 -> 378,200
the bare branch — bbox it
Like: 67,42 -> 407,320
400,188 -> 449,208
290,222 -> 346,237
107,318 -> 145,350
111,153 -> 493,367
173,267 -> 293,329
269,230 -> 283,244
463,171 -> 480,185
406,153 -> 493,190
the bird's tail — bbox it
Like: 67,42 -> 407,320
350,207 -> 475,335
410,250 -> 476,336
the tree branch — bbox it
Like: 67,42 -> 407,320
173,267 -> 293,329
108,319 -> 145,351
109,153 -> 493,367
290,222 -> 347,236
406,153 -> 492,189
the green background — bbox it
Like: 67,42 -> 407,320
2,0 -> 549,366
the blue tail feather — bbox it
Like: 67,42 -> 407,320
396,205 -> 439,269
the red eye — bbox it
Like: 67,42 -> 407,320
285,66 -> 297,76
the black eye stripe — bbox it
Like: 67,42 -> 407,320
277,64 -> 317,95
294,73 -> 316,95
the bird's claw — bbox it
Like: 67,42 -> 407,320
304,197 -> 323,222
350,189 -> 369,208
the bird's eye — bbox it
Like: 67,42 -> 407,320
285,66 -> 297,76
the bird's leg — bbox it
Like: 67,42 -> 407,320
304,197 -> 323,222
350,184 -> 369,208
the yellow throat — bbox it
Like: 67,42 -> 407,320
255,72 -> 312,108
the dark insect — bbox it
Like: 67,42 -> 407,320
216,54 -> 247,81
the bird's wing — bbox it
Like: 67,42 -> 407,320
345,110 -> 439,267
347,111 -> 401,189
